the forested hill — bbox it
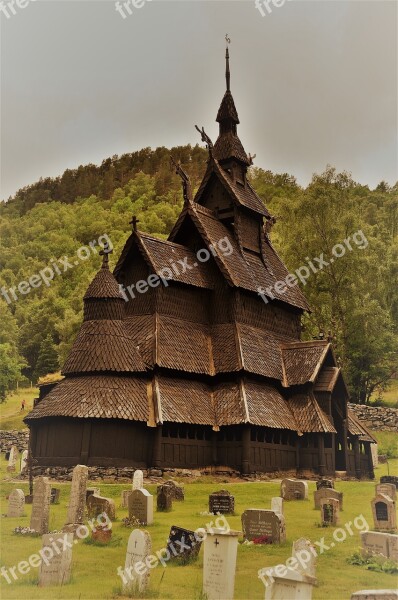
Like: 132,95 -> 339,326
0,145 -> 397,406
1,145 -> 209,216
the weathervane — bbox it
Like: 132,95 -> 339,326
225,34 -> 231,46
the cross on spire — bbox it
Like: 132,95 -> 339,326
99,245 -> 113,269
130,215 -> 140,232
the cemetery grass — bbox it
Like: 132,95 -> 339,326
1,457 -> 398,600
0,388 -> 38,431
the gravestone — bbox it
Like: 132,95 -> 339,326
7,489 -> 25,517
159,480 -> 184,501
87,494 -> 116,521
51,488 -> 61,504
7,445 -> 17,472
38,533 -> 73,586
241,509 -> 286,544
167,526 -> 202,562
376,483 -> 396,501
209,490 -> 235,514
280,479 -> 308,500
271,497 -> 284,516
360,531 -> 398,560
351,591 -> 398,600
371,493 -> 396,531
128,489 -> 153,525
157,488 -> 172,512
65,464 -> 88,526
121,490 -> 132,508
86,487 -> 100,502
123,529 -> 151,594
203,528 -> 240,600
264,567 -> 315,600
314,488 -> 343,510
132,470 -> 144,490
370,444 -> 379,468
320,498 -> 339,526
30,476 -> 51,534
292,538 -> 317,579
380,476 -> 398,489
20,450 -> 28,472
389,533 -> 398,562
316,478 -> 334,491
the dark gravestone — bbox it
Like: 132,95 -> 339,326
5,451 -> 10,461
157,489 -> 172,512
209,490 -> 235,515
159,481 -> 184,501
380,476 -> 398,489
86,488 -> 100,502
166,526 -> 202,563
50,488 -> 60,504
241,509 -> 286,544
316,479 -> 334,491
376,501 -> 389,521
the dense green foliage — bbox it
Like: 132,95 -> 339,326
0,146 -> 397,403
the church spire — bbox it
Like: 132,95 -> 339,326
225,45 -> 231,92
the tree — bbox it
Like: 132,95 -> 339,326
0,344 -> 25,402
34,334 -> 59,381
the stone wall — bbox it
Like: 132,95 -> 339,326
348,403 -> 398,433
0,430 -> 29,452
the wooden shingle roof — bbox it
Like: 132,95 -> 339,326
288,391 -> 336,433
281,341 -> 330,386
347,410 -> 377,442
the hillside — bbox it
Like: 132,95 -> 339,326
0,146 -> 397,405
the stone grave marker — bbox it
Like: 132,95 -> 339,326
209,490 -> 235,514
380,476 -> 398,489
86,487 -> 100,502
167,525 -> 202,562
203,528 -> 240,600
121,489 -> 132,508
128,489 -> 153,525
20,450 -> 28,472
123,529 -> 151,594
351,591 -> 398,600
292,538 -> 317,580
360,531 -> 398,560
316,478 -> 334,491
157,487 -> 172,512
65,465 -> 88,527
376,483 -> 396,501
280,479 -> 308,500
87,494 -> 116,521
51,488 -> 61,504
389,533 -> 398,562
370,443 -> 379,468
264,567 -> 316,600
241,509 -> 286,544
132,469 -> 144,490
7,445 -> 17,472
271,497 -> 284,516
371,493 -> 396,531
320,497 -> 339,526
30,476 -> 51,534
159,480 -> 184,501
7,489 -> 25,517
314,487 -> 343,510
38,532 -> 73,586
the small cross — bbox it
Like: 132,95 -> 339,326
130,216 -> 140,232
214,538 -> 220,547
99,245 -> 113,268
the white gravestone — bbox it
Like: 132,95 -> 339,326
20,450 -> 28,472
264,567 -> 315,600
7,445 -> 17,472
121,490 -> 132,508
7,489 -> 25,517
30,476 -> 51,534
128,489 -> 153,525
132,470 -> 144,490
292,538 -> 317,580
370,443 -> 379,468
66,464 -> 88,526
123,529 -> 152,594
203,528 -> 240,600
376,483 -> 396,502
280,479 -> 308,500
38,533 -> 73,586
314,488 -> 343,510
271,497 -> 284,516
371,493 -> 396,531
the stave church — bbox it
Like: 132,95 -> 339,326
25,48 -> 375,478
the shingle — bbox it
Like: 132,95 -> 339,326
282,342 -> 329,386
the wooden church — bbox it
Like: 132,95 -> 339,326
25,49 -> 375,478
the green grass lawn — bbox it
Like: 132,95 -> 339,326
0,388 -> 38,431
1,456 -> 397,600
370,378 -> 398,407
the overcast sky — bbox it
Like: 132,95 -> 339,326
1,0 -> 397,200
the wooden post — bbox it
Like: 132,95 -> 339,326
152,425 -> 163,468
296,435 -> 301,472
353,438 -> 361,479
80,422 -> 91,465
212,430 -> 218,467
365,443 -> 375,480
241,425 -> 251,475
318,433 -> 326,476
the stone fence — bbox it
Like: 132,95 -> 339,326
0,429 -> 29,452
348,403 -> 398,433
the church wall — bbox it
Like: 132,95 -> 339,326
156,284 -> 210,323
199,176 -> 233,215
236,291 -> 301,340
236,210 -> 261,253
121,250 -> 155,316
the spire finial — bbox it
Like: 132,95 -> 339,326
225,34 -> 231,91
130,215 -> 140,232
99,244 -> 113,269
